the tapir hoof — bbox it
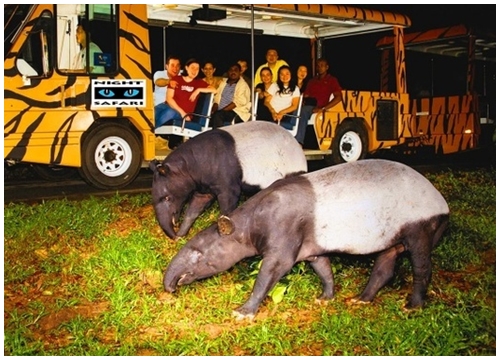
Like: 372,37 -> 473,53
314,298 -> 330,306
232,310 -> 256,321
348,297 -> 372,305
315,292 -> 334,305
404,298 -> 425,311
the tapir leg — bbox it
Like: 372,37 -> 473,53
216,185 -> 242,215
234,255 -> 297,319
177,192 -> 215,237
406,230 -> 434,308
406,217 -> 448,308
309,256 -> 335,300
406,249 -> 432,309
355,244 -> 405,303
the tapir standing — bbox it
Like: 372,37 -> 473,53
150,121 -> 307,240
163,159 -> 450,319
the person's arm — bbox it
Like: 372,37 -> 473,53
320,89 -> 342,111
312,90 -> 342,113
155,78 -> 169,87
189,86 -> 217,102
155,75 -> 178,89
255,83 -> 266,99
276,96 -> 299,120
230,81 -> 250,110
263,94 -> 278,120
312,77 -> 342,113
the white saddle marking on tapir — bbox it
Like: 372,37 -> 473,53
221,122 -> 307,189
309,160 -> 449,254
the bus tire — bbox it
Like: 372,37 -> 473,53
79,123 -> 142,189
327,121 -> 368,165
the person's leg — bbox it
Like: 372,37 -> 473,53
233,114 -> 244,124
256,100 -> 274,122
154,103 -> 168,126
212,110 -> 238,128
295,105 -> 314,145
154,104 -> 184,149
155,103 -> 182,128
211,110 -> 224,128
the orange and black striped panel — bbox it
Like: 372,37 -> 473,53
4,5 -> 155,167
261,4 -> 411,27
314,90 -> 411,152
408,94 -> 480,154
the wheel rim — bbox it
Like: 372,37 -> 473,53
94,136 -> 133,177
339,131 -> 363,162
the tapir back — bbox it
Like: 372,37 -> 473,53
307,160 -> 449,254
221,121 -> 307,189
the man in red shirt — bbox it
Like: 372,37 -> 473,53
297,58 -> 342,145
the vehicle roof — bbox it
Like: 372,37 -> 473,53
147,4 -> 411,39
376,24 -> 495,62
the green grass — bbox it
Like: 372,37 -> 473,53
3,167 -> 496,355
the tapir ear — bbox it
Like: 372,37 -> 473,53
149,159 -> 159,173
157,164 -> 168,177
149,160 -> 169,177
217,215 -> 235,236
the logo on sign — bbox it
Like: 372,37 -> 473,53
91,80 -> 146,108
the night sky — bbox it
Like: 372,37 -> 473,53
150,4 -> 495,91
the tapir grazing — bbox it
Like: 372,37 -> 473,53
150,121 -> 307,240
163,159 -> 450,319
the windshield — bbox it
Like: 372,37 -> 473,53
4,4 -> 34,58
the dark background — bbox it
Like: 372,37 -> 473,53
149,5 -> 495,92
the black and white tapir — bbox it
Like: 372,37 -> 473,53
163,159 -> 450,319
150,121 -> 307,240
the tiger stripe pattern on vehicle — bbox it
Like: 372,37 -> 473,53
262,4 -> 411,27
376,25 -> 482,155
314,90 -> 411,152
408,95 -> 480,154
314,90 -> 480,155
4,5 -> 154,167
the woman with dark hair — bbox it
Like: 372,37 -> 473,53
254,66 -> 273,120
201,61 -> 223,89
296,65 -> 310,94
263,65 -> 300,124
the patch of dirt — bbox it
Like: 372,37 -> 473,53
37,301 -> 109,332
136,348 -> 160,356
433,248 -> 496,306
105,204 -> 155,237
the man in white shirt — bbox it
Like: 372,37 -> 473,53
211,63 -> 251,128
153,56 -> 181,106
153,56 -> 181,149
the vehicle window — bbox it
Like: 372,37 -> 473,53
16,11 -> 53,78
56,4 -> 117,74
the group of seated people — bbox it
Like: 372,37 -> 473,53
154,49 -> 342,149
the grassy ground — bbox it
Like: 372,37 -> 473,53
3,166 -> 496,355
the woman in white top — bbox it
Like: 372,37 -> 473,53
264,65 -> 300,123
